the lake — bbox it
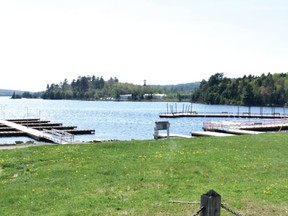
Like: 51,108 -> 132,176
0,97 -> 286,144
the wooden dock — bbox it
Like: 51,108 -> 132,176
204,128 -> 263,135
160,112 -> 288,119
0,119 -> 95,144
157,133 -> 192,139
190,119 -> 288,137
191,131 -> 235,137
203,119 -> 288,132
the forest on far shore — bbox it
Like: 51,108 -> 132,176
8,72 -> 288,106
41,76 -> 199,101
192,72 -> 288,106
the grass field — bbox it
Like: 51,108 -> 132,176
0,133 -> 287,215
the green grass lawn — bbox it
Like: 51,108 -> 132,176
0,133 -> 287,215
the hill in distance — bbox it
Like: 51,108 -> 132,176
154,82 -> 200,92
0,89 -> 26,97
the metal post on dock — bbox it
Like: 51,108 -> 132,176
191,103 -> 193,113
272,105 -> 275,117
166,103 -> 169,114
237,106 -> 239,117
170,104 -> 173,114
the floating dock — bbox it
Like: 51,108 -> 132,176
203,119 -> 288,132
190,119 -> 288,137
160,112 -> 288,119
157,133 -> 192,139
191,131 -> 235,137
0,119 -> 95,144
204,128 -> 263,135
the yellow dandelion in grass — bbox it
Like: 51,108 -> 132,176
139,155 -> 147,161
263,183 -> 277,194
154,152 -> 163,159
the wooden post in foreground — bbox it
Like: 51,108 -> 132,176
200,189 -> 221,216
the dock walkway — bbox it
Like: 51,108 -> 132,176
0,120 -> 72,144
0,119 -> 95,144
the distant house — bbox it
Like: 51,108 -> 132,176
153,94 -> 166,100
119,94 -> 132,101
144,93 -> 166,100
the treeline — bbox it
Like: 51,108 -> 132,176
192,72 -> 288,106
41,72 -> 288,105
154,82 -> 200,92
42,76 -> 165,100
11,91 -> 41,99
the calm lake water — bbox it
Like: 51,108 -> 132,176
0,97 -> 287,144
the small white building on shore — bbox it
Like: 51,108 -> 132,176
119,94 -> 132,101
144,93 -> 166,100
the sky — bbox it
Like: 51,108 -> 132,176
0,0 -> 288,92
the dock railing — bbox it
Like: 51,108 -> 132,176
203,118 -> 288,131
43,129 -> 74,144
160,110 -> 288,118
161,103 -> 288,119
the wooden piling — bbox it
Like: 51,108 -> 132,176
200,190 -> 221,216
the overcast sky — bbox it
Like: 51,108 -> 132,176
0,0 -> 287,91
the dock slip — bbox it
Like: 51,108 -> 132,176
0,119 -> 95,144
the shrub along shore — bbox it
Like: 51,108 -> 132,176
0,133 -> 287,215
